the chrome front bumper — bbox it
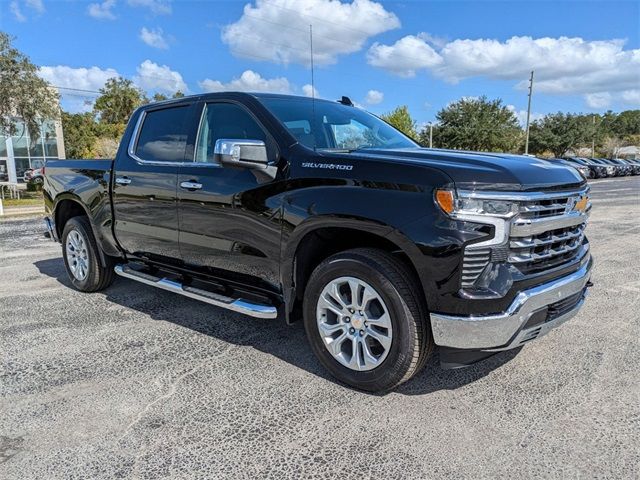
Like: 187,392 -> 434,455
430,259 -> 592,350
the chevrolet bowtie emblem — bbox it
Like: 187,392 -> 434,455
573,195 -> 589,212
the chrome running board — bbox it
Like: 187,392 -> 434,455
114,265 -> 278,319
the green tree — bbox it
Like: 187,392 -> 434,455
0,32 -> 59,141
93,77 -> 146,125
380,105 -> 417,138
152,93 -> 168,102
172,90 -> 185,98
528,112 -> 591,158
426,96 -> 522,152
60,112 -> 97,158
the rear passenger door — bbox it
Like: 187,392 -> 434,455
112,102 -> 198,262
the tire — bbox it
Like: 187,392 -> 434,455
61,216 -> 116,292
303,248 -> 433,392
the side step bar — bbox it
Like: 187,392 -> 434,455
114,265 -> 278,319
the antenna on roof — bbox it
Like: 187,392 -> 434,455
309,24 -> 317,151
338,96 -> 354,106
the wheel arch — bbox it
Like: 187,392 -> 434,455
53,195 -> 116,267
282,216 -> 428,324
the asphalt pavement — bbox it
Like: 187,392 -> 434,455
1,176 -> 638,478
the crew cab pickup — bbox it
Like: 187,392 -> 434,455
44,93 -> 593,391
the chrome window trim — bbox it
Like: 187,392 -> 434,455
191,102 -> 222,167
127,106 -> 212,167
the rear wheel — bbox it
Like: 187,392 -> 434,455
62,216 -> 116,292
303,248 -> 433,392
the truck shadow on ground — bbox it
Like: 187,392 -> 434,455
35,257 -> 520,396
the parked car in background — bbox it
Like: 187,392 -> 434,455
584,158 -> 611,178
24,168 -> 45,184
561,157 -> 596,179
624,159 -> 640,175
594,159 -> 619,177
614,159 -> 637,175
563,157 -> 603,179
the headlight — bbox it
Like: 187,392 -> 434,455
435,189 -> 518,217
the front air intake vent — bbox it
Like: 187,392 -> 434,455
461,247 -> 491,288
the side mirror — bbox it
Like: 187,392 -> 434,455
213,139 -> 269,169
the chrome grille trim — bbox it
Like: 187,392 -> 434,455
511,211 -> 588,237
507,188 -> 590,273
457,186 -> 589,201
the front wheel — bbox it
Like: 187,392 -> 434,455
62,216 -> 116,292
303,248 -> 433,392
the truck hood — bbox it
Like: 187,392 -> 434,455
349,147 -> 585,191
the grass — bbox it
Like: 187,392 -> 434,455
1,192 -> 44,208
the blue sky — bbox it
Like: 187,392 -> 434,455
2,0 -> 639,126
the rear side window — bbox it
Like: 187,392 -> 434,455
135,106 -> 190,162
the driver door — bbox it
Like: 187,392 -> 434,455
177,101 -> 282,287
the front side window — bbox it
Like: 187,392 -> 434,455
135,106 -> 190,162
195,103 -> 267,163
259,97 -> 418,151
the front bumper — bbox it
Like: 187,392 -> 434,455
430,257 -> 592,351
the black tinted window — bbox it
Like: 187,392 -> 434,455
195,103 -> 267,163
135,106 -> 190,162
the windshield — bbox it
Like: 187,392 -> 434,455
258,97 -> 418,151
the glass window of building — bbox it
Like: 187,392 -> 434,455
43,121 -> 59,158
11,122 -> 30,157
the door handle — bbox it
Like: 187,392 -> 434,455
115,177 -> 131,185
180,181 -> 203,190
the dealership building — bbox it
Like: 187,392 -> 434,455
0,119 -> 65,183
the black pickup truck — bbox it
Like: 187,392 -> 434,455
44,93 -> 593,391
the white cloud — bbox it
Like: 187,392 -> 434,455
39,65 -> 120,92
222,0 -> 400,66
127,0 -> 171,15
506,104 -> 544,126
38,65 -> 120,113
25,0 -> 44,13
10,1 -> 26,21
365,89 -> 384,105
368,34 -> 640,106
134,60 -> 188,94
87,0 -> 117,20
621,89 -> 640,106
583,89 -> 640,109
10,0 -> 44,20
367,34 -> 442,77
585,92 -> 612,109
139,27 -> 169,49
302,84 -> 319,97
199,70 -> 291,94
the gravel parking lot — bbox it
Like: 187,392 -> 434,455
1,176 -> 638,479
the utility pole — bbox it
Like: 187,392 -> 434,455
524,70 -> 534,155
428,122 -> 433,148
591,115 -> 596,158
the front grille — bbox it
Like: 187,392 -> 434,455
458,187 -> 590,289
508,190 -> 590,275
508,224 -> 586,274
519,198 -> 570,219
